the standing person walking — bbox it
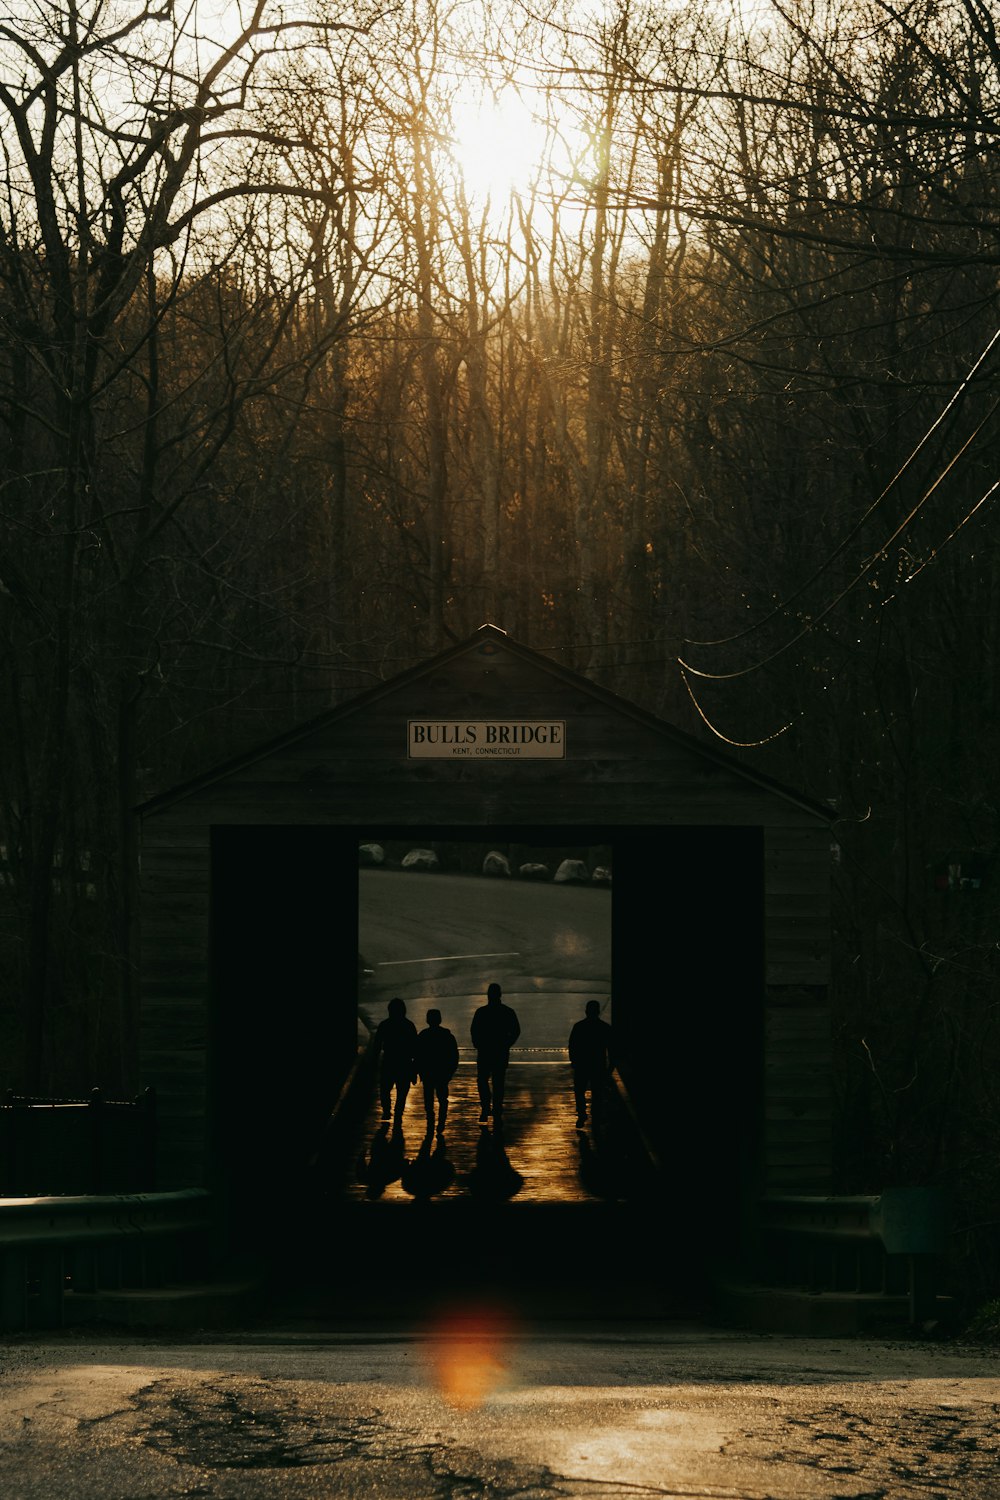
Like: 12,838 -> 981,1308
568,999 -> 614,1128
470,982 -> 520,1124
373,997 -> 418,1126
415,1008 -> 460,1138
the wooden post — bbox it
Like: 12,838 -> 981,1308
909,1254 -> 938,1327
141,1085 -> 157,1191
5,1090 -> 27,1196
1,1089 -> 12,1195
0,1246 -> 27,1330
89,1087 -> 104,1194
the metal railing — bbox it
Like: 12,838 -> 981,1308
0,1188 -> 213,1330
308,1036 -> 379,1183
755,1188 -> 950,1324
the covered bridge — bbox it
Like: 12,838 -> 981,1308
138,624 -> 834,1250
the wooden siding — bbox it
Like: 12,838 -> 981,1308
144,644 -> 829,830
764,829 -> 831,987
762,1006 -> 833,1192
139,840 -> 211,1188
762,828 -> 831,1190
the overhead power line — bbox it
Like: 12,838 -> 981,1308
678,332 -> 1000,682
903,477 -> 1000,588
679,666 -> 796,748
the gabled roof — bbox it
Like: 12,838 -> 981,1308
139,623 -> 833,821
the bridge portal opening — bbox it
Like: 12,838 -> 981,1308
210,823 -> 762,1251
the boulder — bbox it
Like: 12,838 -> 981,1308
518,862 -> 551,881
554,858 -> 590,884
358,843 -> 385,867
401,848 -> 439,872
483,850 -> 511,877
591,866 -> 612,885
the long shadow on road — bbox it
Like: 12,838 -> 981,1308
281,1057 -> 701,1324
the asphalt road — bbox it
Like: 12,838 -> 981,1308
358,869 -> 612,1053
359,867 -> 611,984
2,1325 -> 998,1498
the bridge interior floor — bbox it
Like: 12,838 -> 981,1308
337,1060 -> 645,1207
258,1060 -> 711,1323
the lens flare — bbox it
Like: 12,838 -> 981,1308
423,1304 -> 517,1409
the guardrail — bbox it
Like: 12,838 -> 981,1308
1,1087 -> 156,1195
756,1189 -> 950,1325
0,1188 -> 213,1331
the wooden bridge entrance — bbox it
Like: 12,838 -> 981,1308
138,625 -> 833,1306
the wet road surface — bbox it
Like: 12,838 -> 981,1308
346,1059 -> 632,1206
355,869 -> 619,1209
2,1325 -> 998,1498
358,869 -> 612,989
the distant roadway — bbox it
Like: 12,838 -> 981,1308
358,869 -> 612,1051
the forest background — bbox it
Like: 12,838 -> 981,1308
1,0 -> 998,1304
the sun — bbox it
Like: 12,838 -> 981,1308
449,86 -> 549,209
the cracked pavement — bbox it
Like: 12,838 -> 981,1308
1,1324 -> 999,1498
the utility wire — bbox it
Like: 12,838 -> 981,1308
681,323 -> 1000,652
677,389 -> 1000,682
679,664 -> 796,747
903,477 -> 1000,588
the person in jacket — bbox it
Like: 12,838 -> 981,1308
567,999 -> 613,1128
374,996 -> 418,1126
415,1008 -> 460,1137
470,982 -> 520,1123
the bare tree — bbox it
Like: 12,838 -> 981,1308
0,0 -> 371,1087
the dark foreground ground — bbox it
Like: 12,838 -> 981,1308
2,1322 -> 998,1499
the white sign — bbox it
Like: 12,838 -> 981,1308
407,720 -> 566,759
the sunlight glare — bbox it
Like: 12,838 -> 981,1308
450,87 -> 548,208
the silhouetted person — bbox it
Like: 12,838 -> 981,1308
470,981 -> 520,1123
415,1007 -> 459,1137
568,999 -> 613,1128
374,996 -> 418,1125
